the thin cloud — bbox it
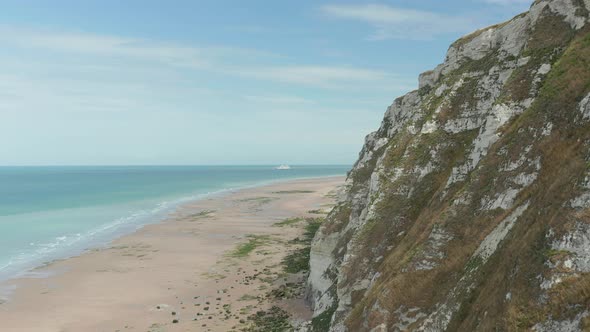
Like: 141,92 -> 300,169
0,26 -> 277,69
0,26 -> 396,90
320,4 -> 476,40
237,65 -> 390,88
243,95 -> 315,104
481,0 -> 531,5
225,25 -> 269,34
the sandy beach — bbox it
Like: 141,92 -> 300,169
0,176 -> 344,332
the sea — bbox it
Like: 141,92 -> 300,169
0,165 -> 349,282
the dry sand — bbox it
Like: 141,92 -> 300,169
0,176 -> 344,332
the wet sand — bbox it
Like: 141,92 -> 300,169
0,176 -> 344,332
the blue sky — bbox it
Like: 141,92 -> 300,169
0,0 -> 531,165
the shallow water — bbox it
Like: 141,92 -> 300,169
0,165 -> 348,281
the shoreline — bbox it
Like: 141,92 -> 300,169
0,173 -> 345,285
0,175 -> 345,331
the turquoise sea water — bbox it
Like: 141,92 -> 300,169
0,165 -> 348,281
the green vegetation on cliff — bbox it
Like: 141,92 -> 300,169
306,1 -> 590,331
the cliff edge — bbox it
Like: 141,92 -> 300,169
307,0 -> 590,330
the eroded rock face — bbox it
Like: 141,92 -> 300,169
307,0 -> 590,331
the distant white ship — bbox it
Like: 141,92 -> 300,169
275,165 -> 291,170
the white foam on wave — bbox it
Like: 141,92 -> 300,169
0,189 -> 228,284
0,173 -> 343,286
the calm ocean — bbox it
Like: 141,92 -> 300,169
0,165 -> 348,282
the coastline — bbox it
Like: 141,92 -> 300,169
0,171 -> 346,284
0,175 -> 345,331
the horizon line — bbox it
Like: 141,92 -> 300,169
0,164 -> 353,167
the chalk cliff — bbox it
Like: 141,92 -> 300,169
307,0 -> 590,330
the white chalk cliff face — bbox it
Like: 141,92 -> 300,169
307,0 -> 590,331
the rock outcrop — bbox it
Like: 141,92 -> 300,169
307,0 -> 590,330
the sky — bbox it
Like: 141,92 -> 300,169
0,0 -> 532,166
